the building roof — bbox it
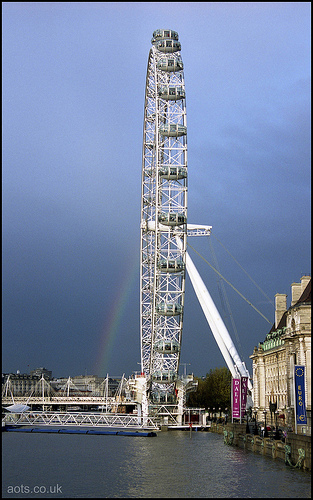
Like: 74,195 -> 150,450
265,277 -> 311,339
295,278 -> 311,305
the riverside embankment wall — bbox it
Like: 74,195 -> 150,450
209,422 -> 311,472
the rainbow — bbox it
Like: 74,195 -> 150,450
93,254 -> 139,377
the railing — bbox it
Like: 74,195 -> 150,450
2,411 -> 159,430
2,396 -> 122,405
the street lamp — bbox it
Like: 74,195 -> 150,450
245,409 -> 250,434
263,410 -> 268,437
225,407 -> 228,424
274,410 -> 280,440
253,408 -> 258,435
287,407 -> 291,429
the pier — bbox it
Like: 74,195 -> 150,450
2,410 -> 159,431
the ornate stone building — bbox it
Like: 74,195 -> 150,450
250,276 -> 311,433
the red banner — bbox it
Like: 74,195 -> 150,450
241,377 -> 248,417
232,378 -> 241,419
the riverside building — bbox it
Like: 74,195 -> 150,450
250,276 -> 311,434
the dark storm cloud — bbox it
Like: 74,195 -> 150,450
2,2 -> 310,378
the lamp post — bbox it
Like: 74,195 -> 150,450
246,408 -> 250,434
274,410 -> 280,440
253,408 -> 258,435
225,407 -> 228,424
287,407 -> 291,429
281,412 -> 286,435
263,410 -> 268,437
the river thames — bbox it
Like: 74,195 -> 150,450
2,429 -> 311,498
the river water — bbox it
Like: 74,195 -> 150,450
2,429 -> 311,498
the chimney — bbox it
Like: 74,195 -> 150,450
291,282 -> 302,306
300,275 -> 311,294
275,293 -> 287,328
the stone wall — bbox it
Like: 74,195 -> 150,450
285,432 -> 311,471
210,423 -> 311,471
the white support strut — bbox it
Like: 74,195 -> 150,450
176,235 -> 252,391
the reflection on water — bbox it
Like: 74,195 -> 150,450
2,430 -> 311,498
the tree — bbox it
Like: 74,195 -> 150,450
187,367 -> 231,410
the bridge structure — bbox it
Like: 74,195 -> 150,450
2,373 -> 131,411
2,395 -> 123,409
2,372 -> 203,429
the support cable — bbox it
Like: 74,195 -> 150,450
210,232 -> 274,307
187,242 -> 272,325
208,236 -> 244,359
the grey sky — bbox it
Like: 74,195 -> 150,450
2,2 -> 311,379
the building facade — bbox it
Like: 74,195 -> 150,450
29,367 -> 52,379
2,367 -> 52,398
250,276 -> 311,434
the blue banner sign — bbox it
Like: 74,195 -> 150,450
294,365 -> 307,425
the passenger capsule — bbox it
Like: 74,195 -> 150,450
156,303 -> 183,316
158,212 -> 186,226
151,370 -> 177,383
151,29 -> 179,44
159,124 -> 187,137
155,39 -> 181,53
158,85 -> 185,101
151,392 -> 176,403
158,259 -> 185,273
154,340 -> 180,354
157,57 -> 183,72
159,166 -> 187,180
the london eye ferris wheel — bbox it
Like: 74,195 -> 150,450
139,30 -> 251,417
140,29 -> 187,406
